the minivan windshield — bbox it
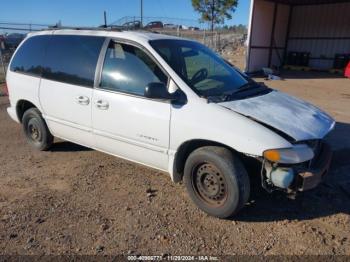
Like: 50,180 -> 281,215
150,39 -> 266,101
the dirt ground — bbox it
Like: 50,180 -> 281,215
0,70 -> 349,256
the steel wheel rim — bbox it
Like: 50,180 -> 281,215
191,163 -> 228,207
27,119 -> 42,143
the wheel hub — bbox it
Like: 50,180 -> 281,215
193,163 -> 227,206
30,126 -> 39,139
28,122 -> 41,142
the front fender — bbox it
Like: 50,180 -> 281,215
170,100 -> 292,157
167,100 -> 293,182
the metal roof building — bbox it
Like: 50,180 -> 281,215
246,0 -> 350,73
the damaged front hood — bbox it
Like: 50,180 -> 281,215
219,90 -> 335,141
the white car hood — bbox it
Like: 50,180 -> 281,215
219,90 -> 335,141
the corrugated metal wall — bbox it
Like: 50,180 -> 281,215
288,2 -> 350,69
246,0 -> 274,72
247,0 -> 350,72
270,4 -> 289,68
246,0 -> 290,72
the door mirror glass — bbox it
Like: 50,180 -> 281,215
144,82 -> 177,100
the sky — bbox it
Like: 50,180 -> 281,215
0,0 -> 250,28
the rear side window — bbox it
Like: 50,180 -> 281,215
100,42 -> 168,96
10,35 -> 49,76
42,35 -> 105,87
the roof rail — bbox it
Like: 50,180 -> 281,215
46,25 -> 124,32
41,25 -> 164,35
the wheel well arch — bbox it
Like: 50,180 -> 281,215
172,139 -> 242,183
16,100 -> 38,123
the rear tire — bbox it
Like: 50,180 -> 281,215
22,108 -> 53,151
184,146 -> 250,218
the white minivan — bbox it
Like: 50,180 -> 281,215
6,29 -> 335,218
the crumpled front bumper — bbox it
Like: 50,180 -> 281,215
295,143 -> 332,191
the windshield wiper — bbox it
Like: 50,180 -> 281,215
206,94 -> 227,103
205,82 -> 268,103
234,82 -> 260,93
223,82 -> 269,102
206,84 -> 258,102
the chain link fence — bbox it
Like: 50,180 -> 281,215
1,35 -> 19,95
156,28 -> 245,54
151,28 -> 247,70
111,16 -> 247,55
0,46 -> 14,81
0,20 -> 247,93
0,45 -> 12,85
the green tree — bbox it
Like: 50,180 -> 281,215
236,24 -> 247,34
192,0 -> 239,32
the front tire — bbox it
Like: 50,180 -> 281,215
22,108 -> 53,151
184,146 -> 250,218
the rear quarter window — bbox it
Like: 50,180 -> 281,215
10,35 -> 49,76
42,35 -> 105,87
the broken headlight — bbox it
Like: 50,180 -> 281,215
263,144 -> 314,164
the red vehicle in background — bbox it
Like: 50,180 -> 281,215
345,62 -> 350,78
145,21 -> 163,29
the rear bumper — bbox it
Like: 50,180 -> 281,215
295,143 -> 332,191
7,106 -> 19,123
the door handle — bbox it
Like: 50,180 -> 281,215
95,100 -> 109,110
76,96 -> 90,105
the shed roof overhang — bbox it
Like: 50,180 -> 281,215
264,0 -> 350,5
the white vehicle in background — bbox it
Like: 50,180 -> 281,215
179,25 -> 189,30
163,23 -> 178,30
6,29 -> 335,218
188,26 -> 200,31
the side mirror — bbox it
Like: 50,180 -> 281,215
144,82 -> 177,101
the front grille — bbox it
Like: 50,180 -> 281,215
304,139 -> 323,167
307,139 -> 322,158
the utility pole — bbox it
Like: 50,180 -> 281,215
140,0 -> 143,28
104,11 -> 107,28
211,0 -> 215,32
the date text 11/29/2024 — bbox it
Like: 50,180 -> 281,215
127,255 -> 219,261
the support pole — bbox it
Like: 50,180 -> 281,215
141,0 -> 144,28
283,5 -> 294,66
268,2 -> 278,68
104,11 -> 107,28
246,0 -> 256,73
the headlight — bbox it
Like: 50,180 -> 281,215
263,144 -> 314,164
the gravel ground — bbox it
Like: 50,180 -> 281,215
0,71 -> 349,256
